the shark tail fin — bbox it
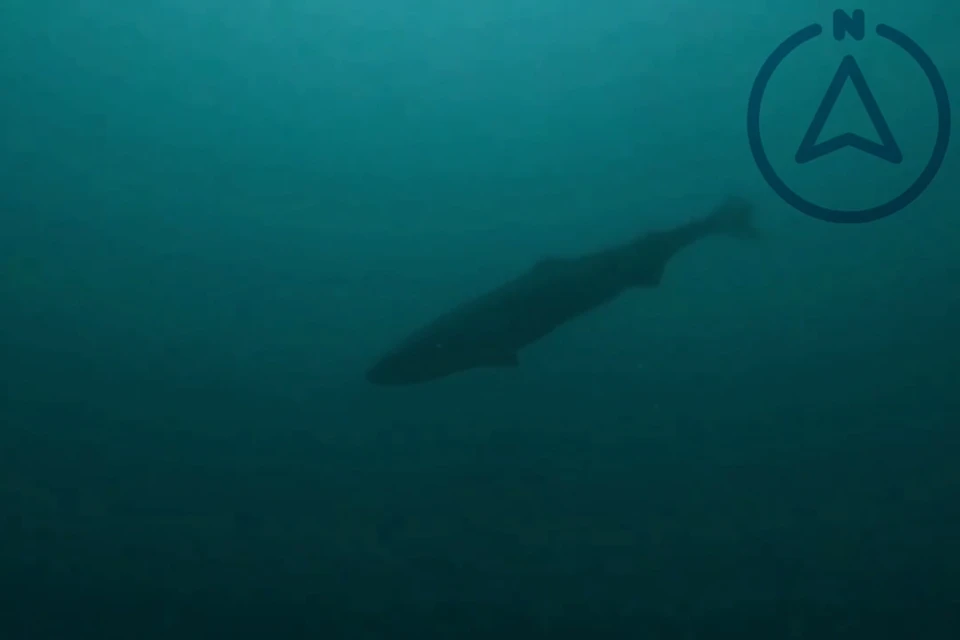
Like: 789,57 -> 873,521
622,195 -> 758,289
706,195 -> 758,239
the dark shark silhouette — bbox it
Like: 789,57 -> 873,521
366,196 -> 755,385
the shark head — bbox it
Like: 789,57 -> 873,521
366,335 -> 518,386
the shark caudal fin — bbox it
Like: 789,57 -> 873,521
705,195 -> 757,239
622,195 -> 759,289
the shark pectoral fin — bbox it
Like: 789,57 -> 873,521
485,351 -> 519,368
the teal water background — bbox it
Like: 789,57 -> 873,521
2,0 -> 959,637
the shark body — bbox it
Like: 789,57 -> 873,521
366,196 -> 754,385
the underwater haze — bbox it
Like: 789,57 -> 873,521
2,0 -> 960,637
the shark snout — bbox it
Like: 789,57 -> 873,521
365,353 -> 410,386
365,360 -> 391,385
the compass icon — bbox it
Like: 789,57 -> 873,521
747,10 -> 951,223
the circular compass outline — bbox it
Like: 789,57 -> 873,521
748,22 -> 952,224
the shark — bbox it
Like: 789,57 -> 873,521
366,196 -> 755,385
